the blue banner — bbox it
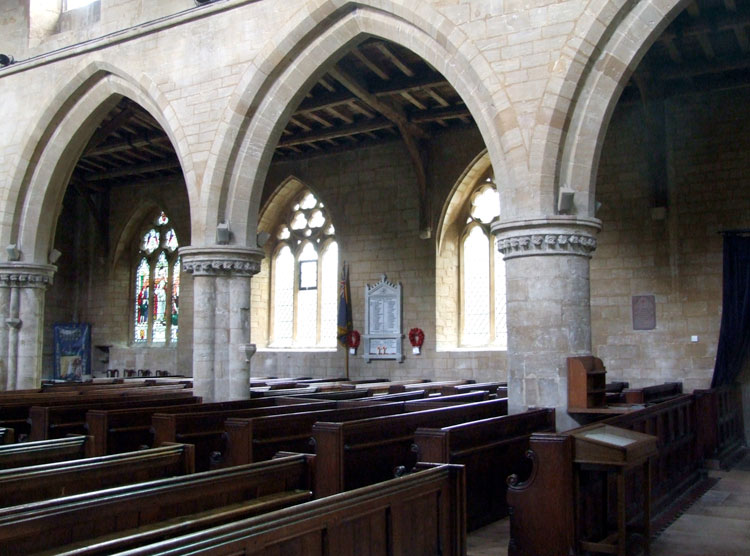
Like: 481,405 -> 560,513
53,323 -> 92,382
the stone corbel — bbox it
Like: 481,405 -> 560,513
243,344 -> 257,363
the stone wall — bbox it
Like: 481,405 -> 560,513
593,87 -> 750,392
253,128 -> 507,382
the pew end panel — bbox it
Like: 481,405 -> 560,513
506,433 -> 575,556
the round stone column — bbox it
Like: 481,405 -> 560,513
491,217 -> 601,431
0,264 -> 56,390
181,246 -> 263,401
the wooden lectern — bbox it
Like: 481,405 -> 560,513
571,425 -> 658,556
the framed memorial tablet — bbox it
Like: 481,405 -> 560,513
363,275 -> 404,362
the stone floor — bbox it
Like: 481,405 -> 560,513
467,451 -> 750,556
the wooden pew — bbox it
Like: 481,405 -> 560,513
337,389 -> 428,404
28,395 -> 202,441
151,401 -> 339,470
388,379 -> 469,394
406,390 -> 490,407
221,401 -> 414,467
413,407 -> 555,531
0,388 -> 194,438
0,443 -> 195,507
0,428 -> 13,445
0,454 -> 315,555
623,381 -> 682,405
88,462 -> 465,556
439,381 -> 506,397
85,397 -> 291,456
312,397 -> 509,497
0,436 -> 91,470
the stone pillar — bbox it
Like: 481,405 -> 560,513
491,217 -> 601,431
0,264 -> 56,390
181,246 -> 263,401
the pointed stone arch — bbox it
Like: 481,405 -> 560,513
541,0 -> 689,215
201,0 -> 520,250
7,61 -> 195,264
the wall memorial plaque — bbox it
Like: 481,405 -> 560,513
632,295 -> 656,330
363,274 -> 404,362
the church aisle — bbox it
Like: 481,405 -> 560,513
651,452 -> 750,556
467,451 -> 750,556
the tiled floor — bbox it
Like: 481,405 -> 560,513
467,452 -> 750,556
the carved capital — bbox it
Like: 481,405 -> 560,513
0,263 -> 56,289
491,216 -> 601,260
180,246 -> 264,277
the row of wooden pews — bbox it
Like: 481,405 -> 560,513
0,376 -> 562,554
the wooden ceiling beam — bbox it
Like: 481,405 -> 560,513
658,54 -> 750,79
83,107 -> 135,156
295,71 -> 449,114
83,157 -> 180,182
375,43 -> 414,77
352,47 -> 390,80
84,133 -> 170,157
278,117 -> 394,148
328,66 -> 429,140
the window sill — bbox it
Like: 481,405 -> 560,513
435,346 -> 507,353
258,347 -> 337,353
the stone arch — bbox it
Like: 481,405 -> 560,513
8,61 -> 195,264
258,175 -> 311,235
201,0 -> 520,249
547,0 -> 690,215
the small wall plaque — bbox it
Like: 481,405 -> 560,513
632,295 -> 656,330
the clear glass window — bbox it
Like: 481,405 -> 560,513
268,189 -> 337,347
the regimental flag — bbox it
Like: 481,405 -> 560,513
337,263 -> 353,347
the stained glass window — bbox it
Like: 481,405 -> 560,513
269,188 -> 337,347
134,258 -> 150,343
460,178 -> 507,348
133,212 -> 180,344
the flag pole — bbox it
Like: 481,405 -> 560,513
345,342 -> 349,380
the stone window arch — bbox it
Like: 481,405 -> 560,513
436,159 -> 506,350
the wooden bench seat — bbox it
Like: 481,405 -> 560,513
1,388 -> 195,439
0,454 -> 315,554
72,462 -> 465,556
151,401 -> 339,470
28,395 -> 202,441
0,443 -> 195,507
221,401 -> 415,467
413,407 -> 555,530
312,397 -> 509,496
85,397 -> 292,456
0,436 -> 91,470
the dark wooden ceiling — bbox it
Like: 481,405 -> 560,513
70,0 -> 750,191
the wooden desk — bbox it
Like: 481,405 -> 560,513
572,425 -> 658,556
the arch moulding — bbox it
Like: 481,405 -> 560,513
7,61 -> 195,265
201,1 -> 521,249
554,0 -> 691,214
